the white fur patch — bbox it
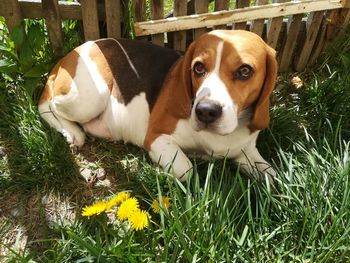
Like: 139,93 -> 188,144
83,92 -> 150,147
149,134 -> 193,181
191,41 -> 238,135
174,118 -> 257,158
52,41 -> 111,123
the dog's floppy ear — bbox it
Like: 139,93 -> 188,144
249,45 -> 278,131
164,41 -> 196,118
144,42 -> 196,150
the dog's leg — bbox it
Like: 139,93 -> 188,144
39,101 -> 85,147
148,134 -> 193,181
235,147 -> 276,179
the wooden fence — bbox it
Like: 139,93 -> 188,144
1,0 -> 350,72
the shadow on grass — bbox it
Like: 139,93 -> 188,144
0,85 -> 152,258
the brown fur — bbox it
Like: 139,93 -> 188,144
144,42 -> 196,150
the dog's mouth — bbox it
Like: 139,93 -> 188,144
190,101 -> 238,135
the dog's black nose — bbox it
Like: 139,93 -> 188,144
195,101 -> 222,124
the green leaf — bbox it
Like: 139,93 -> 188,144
27,23 -> 46,51
0,58 -> 19,74
19,42 -> 34,70
24,77 -> 42,97
0,44 -> 19,61
24,64 -> 49,78
10,25 -> 25,48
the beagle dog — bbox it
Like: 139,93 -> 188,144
38,30 -> 277,181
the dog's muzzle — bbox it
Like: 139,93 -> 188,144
195,100 -> 223,124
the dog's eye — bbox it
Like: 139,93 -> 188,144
193,62 -> 206,76
234,64 -> 254,80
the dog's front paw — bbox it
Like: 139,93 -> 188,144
62,128 -> 85,148
149,134 -> 193,182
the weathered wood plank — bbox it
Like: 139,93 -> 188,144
173,0 -> 187,51
80,0 -> 100,40
310,7 -> 350,64
105,0 -> 121,39
338,8 -> 350,35
194,0 -> 209,39
0,0 -> 82,20
279,13 -> 303,72
134,0 -> 344,36
132,0 -> 147,40
151,0 -> 164,46
294,11 -> 324,71
266,0 -> 289,49
214,0 -> 229,29
132,0 -> 146,22
233,0 -> 250,30
326,8 -> 350,41
309,20 -> 327,65
2,0 -> 22,32
250,0 -> 268,37
42,0 -> 63,56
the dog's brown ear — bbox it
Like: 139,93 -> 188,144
144,42 -> 196,150
164,41 -> 196,119
249,45 -> 278,132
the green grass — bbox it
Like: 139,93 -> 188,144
1,16 -> 350,262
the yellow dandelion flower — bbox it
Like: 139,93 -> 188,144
82,201 -> 107,217
106,192 -> 131,210
151,196 -> 171,214
117,197 -> 139,221
128,210 -> 150,231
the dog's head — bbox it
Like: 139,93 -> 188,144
170,30 -> 278,134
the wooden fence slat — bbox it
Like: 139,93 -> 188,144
338,8 -> 350,35
294,11 -> 324,71
0,0 -> 82,20
194,0 -> 209,39
326,8 -> 350,41
279,13 -> 304,72
132,0 -> 146,22
173,0 -> 187,51
309,7 -> 350,64
151,0 -> 164,46
134,0 -> 344,36
309,20 -> 327,65
42,0 -> 63,56
250,0 -> 268,37
214,0 -> 229,29
105,0 -> 121,39
2,0 -> 22,32
234,0 -> 250,30
132,0 -> 147,40
266,0 -> 289,49
80,0 -> 100,40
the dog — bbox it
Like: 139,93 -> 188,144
38,30 -> 278,181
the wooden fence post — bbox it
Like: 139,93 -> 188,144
151,0 -> 164,46
279,13 -> 304,71
2,0 -> 22,33
234,0 -> 250,30
42,0 -> 63,56
194,0 -> 208,39
250,0 -> 268,37
214,0 -> 229,29
105,0 -> 121,39
266,0 -> 289,49
173,0 -> 187,51
80,0 -> 100,40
